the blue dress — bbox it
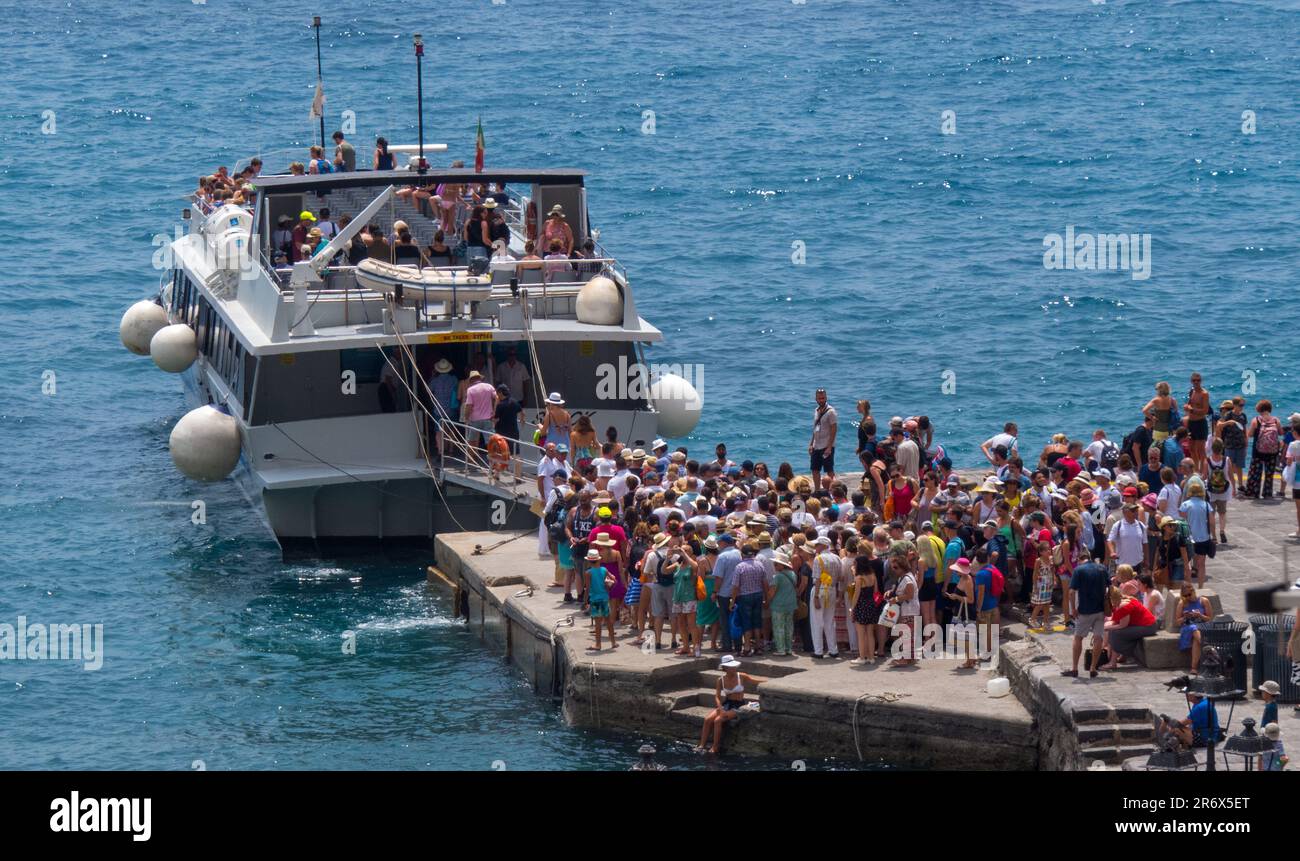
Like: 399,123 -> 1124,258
1178,598 -> 1208,650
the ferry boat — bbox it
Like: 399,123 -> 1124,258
121,156 -> 699,554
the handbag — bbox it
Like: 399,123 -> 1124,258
728,605 -> 744,642
785,571 -> 808,621
879,601 -> 901,629
951,599 -> 977,645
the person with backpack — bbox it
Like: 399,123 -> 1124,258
1123,415 -> 1155,471
1245,399 -> 1284,499
1206,438 -> 1233,544
1084,429 -> 1121,474
561,491 -> 594,601
643,532 -> 675,650
1179,479 -> 1216,589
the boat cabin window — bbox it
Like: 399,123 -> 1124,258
247,347 -> 409,425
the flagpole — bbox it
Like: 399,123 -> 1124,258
413,34 -> 427,174
313,16 -> 324,149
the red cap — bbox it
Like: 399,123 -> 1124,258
1122,486 -> 1139,497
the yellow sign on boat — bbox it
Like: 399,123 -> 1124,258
427,331 -> 494,344
579,340 -> 594,356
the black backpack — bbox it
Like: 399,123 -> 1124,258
1119,426 -> 1142,463
545,491 -> 569,541
1099,440 -> 1120,471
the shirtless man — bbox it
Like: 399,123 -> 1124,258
1183,372 -> 1211,477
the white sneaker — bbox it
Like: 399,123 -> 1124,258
1289,531 -> 1300,539
850,658 -> 867,666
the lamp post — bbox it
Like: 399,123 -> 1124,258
629,743 -> 667,771
313,16 -> 324,149
413,33 -> 427,174
1222,717 -> 1274,772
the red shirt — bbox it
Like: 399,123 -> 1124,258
1057,457 -> 1082,482
1111,598 -> 1156,628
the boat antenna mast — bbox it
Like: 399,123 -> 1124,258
413,33 -> 427,175
313,15 -> 325,149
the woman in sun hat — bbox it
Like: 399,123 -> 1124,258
946,557 -> 978,668
696,655 -> 767,755
694,534 -> 722,650
540,203 -> 574,255
539,392 -> 570,451
593,535 -> 626,629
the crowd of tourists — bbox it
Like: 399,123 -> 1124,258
527,378 -> 1300,691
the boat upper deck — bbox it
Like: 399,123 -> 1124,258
173,164 -> 660,355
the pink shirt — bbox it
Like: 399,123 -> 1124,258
465,381 -> 497,421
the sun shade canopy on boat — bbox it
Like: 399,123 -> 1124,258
251,168 -> 588,195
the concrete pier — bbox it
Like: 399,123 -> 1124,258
434,531 -> 1036,769
430,493 -> 1297,770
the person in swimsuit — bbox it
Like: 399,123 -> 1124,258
539,204 -> 575,256
1184,372 -> 1211,476
1143,380 -> 1176,444
569,414 -> 598,467
540,392 -> 571,450
435,165 -> 465,234
697,656 -> 766,754
1039,433 -> 1070,470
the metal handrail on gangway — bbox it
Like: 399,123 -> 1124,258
434,419 -> 549,506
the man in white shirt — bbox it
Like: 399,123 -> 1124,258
651,491 -> 682,532
535,443 -> 565,557
809,388 -> 838,492
607,457 -> 632,502
1083,429 -> 1117,472
981,422 -> 1019,464
1157,480 -> 1182,519
590,443 -> 617,491
790,501 -> 816,530
687,498 -> 718,535
317,207 -> 338,239
1107,503 -> 1148,570
494,348 -> 532,405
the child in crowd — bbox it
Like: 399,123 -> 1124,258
585,549 -> 617,651
1030,537 -> 1054,630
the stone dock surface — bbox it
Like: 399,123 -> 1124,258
1003,496 -> 1298,771
433,530 -> 1036,769
431,496 -> 1297,770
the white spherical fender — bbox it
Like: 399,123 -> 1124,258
150,324 -> 198,373
649,373 -> 702,439
170,405 -> 241,481
575,275 -> 623,325
119,300 -> 169,355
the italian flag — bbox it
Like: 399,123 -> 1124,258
474,117 -> 485,172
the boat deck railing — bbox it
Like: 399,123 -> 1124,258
435,418 -> 547,504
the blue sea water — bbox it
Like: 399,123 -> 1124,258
1,0 -> 1297,769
